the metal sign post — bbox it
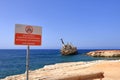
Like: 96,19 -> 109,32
26,45 -> 30,80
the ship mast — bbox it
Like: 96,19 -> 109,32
60,38 -> 65,46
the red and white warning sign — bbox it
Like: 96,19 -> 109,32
15,24 -> 42,46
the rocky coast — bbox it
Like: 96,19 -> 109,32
2,60 -> 120,80
87,50 -> 120,57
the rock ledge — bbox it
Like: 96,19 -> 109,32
87,50 -> 120,57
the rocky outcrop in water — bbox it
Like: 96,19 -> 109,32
87,50 -> 120,57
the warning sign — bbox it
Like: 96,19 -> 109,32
15,24 -> 42,46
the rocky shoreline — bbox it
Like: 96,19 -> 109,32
87,50 -> 120,57
2,60 -> 120,80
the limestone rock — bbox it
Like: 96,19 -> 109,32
87,50 -> 120,57
2,60 -> 120,80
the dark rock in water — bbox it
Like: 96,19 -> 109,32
60,39 -> 77,55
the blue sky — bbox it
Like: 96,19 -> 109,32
0,0 -> 120,49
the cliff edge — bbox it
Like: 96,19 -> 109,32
2,60 -> 120,80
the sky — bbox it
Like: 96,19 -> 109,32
0,0 -> 120,49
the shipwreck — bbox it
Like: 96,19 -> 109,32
60,39 -> 77,55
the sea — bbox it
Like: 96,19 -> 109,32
0,49 -> 120,79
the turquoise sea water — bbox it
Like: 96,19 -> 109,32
0,49 -> 119,79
